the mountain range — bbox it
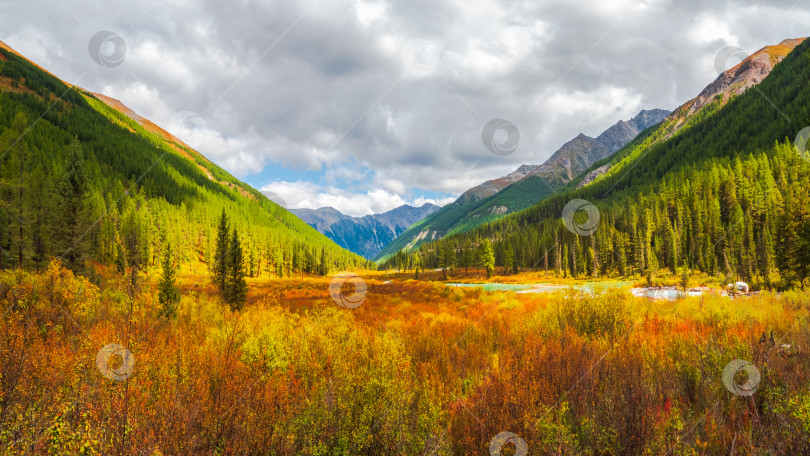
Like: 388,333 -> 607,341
291,204 -> 440,259
374,108 -> 670,261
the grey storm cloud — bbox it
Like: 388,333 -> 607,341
2,0 -> 809,214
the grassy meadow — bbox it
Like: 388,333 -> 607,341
1,262 -> 809,455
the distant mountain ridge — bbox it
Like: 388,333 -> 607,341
291,204 -> 440,259
374,109 -> 670,261
530,109 -> 670,185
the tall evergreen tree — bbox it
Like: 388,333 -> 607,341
158,244 -> 180,319
504,245 -> 514,275
225,230 -> 248,311
56,141 -> 89,274
481,239 -> 495,279
318,247 -> 328,276
29,165 -> 50,272
440,242 -> 454,280
212,210 -> 230,294
115,243 -> 126,275
14,135 -> 27,268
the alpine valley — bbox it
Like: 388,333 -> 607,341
3,6 -> 810,454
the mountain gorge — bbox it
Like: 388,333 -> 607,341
291,203 -> 439,259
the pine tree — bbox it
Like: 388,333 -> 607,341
158,244 -> 180,319
590,235 -> 598,278
481,238 -> 495,279
56,141 -> 89,274
115,243 -> 126,275
0,208 -> 6,271
29,165 -> 50,272
122,208 -> 142,297
14,136 -> 27,268
292,247 -> 300,278
225,230 -> 248,311
440,242 -> 455,280
504,245 -> 514,275
318,247 -> 328,275
212,210 -> 230,294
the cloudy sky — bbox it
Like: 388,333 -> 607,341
2,0 -> 808,216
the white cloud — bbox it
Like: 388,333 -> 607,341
689,15 -> 737,47
544,86 -> 643,132
354,0 -> 387,28
2,0 -> 808,210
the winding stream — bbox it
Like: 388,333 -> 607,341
445,280 -> 636,294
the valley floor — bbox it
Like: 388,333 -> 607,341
2,262 -> 810,455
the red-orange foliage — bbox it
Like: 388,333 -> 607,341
1,263 -> 809,455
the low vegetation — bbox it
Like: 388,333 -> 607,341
2,262 -> 809,455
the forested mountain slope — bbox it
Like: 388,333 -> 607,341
0,41 -> 366,276
384,37 -> 810,286
374,109 -> 669,262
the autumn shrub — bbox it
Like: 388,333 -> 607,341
558,288 -> 632,339
2,264 -> 810,455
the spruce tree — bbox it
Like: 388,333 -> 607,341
212,210 -> 230,294
292,247 -> 300,278
56,141 -> 89,274
29,165 -> 51,272
225,230 -> 248,311
158,244 -> 180,319
481,239 -> 495,279
0,209 -> 6,270
504,245 -> 514,275
115,243 -> 126,275
318,247 -> 328,275
440,242 -> 454,280
249,249 -> 256,277
14,137 -> 27,269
